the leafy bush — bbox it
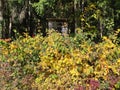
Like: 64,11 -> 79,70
0,30 -> 120,90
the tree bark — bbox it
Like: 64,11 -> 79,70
69,1 -> 75,34
8,17 -> 12,37
0,0 -> 3,38
81,0 -> 85,30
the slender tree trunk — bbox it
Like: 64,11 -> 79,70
74,0 -> 77,29
41,16 -> 46,36
1,0 -> 10,38
81,0 -> 84,30
28,0 -> 31,35
8,17 -> 12,38
111,0 -> 117,30
70,1 -> 75,34
99,18 -> 103,39
26,0 -> 35,36
100,22 -> 103,38
0,0 -> 3,38
1,0 -> 6,38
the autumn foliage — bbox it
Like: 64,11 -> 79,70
0,29 -> 120,90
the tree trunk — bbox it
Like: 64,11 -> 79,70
8,17 -> 12,38
99,18 -> 103,39
1,0 -> 10,38
81,0 -> 85,30
41,16 -> 46,36
70,1 -> 75,34
0,0 -> 3,38
74,0 -> 77,28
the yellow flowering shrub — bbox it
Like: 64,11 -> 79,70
0,30 -> 120,89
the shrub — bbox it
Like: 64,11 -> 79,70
0,30 -> 120,89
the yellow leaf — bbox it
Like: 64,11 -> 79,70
83,66 -> 93,76
117,59 -> 120,63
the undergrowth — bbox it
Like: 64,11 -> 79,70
0,29 -> 120,90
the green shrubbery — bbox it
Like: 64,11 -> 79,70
0,29 -> 120,90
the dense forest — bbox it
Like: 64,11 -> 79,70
0,0 -> 120,90
0,0 -> 120,39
